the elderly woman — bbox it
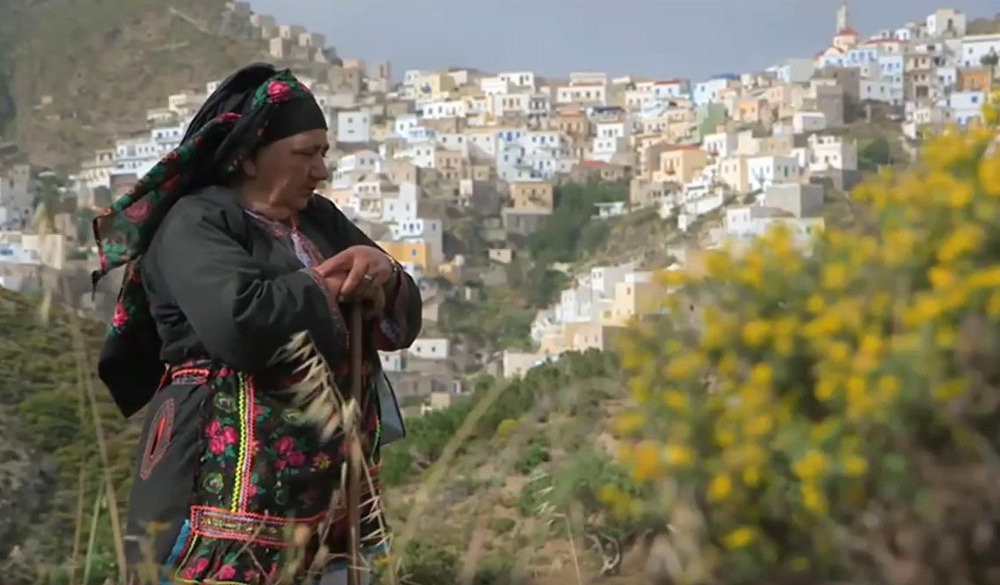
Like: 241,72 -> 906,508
91,64 -> 421,585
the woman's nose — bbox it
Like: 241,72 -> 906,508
313,159 -> 329,181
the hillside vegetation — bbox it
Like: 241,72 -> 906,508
0,0 -> 264,167
0,287 -> 135,585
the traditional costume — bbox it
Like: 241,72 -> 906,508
91,63 -> 420,585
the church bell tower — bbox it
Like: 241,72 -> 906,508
836,0 -> 849,33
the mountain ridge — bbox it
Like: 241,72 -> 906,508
0,0 -> 266,168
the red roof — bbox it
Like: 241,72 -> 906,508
581,160 -> 610,167
837,26 -> 859,36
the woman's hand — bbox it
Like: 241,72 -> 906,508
315,245 -> 396,303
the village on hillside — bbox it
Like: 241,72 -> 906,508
1,1 -> 998,416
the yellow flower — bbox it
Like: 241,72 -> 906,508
947,181 -> 974,208
988,292 -> 1000,318
842,454 -> 868,477
968,266 -> 1000,288
661,269 -> 687,287
806,293 -> 826,314
745,413 -> 774,437
809,419 -> 837,441
882,229 -> 918,266
792,449 -> 829,481
800,482 -> 828,514
935,325 -> 957,347
827,341 -> 850,364
715,426 -> 735,448
597,485 -> 621,504
717,354 -> 738,376
613,411 -> 644,435
932,378 -> 966,401
737,265 -> 763,289
632,440 -> 663,481
741,319 -> 771,348
979,155 -> 1000,197
750,363 -> 773,386
707,474 -> 732,501
928,266 -> 956,289
705,250 -> 733,276
724,527 -> 755,549
742,466 -> 761,486
664,444 -> 694,467
664,351 -> 705,380
876,374 -> 900,402
815,377 -> 837,401
821,262 -> 849,291
663,390 -> 687,411
903,294 -> 945,325
937,223 -> 984,264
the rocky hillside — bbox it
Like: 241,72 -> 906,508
0,288 -> 134,585
0,0 -> 266,168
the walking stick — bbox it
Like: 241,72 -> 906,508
347,302 -> 364,585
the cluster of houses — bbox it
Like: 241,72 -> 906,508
2,1 -> 999,412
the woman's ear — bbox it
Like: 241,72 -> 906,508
241,156 -> 258,178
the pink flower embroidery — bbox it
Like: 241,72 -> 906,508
111,303 -> 127,328
182,557 -> 209,579
244,568 -> 261,581
215,564 -> 237,580
205,420 -> 238,455
314,453 -> 331,469
275,436 -> 295,455
275,436 -> 305,470
161,175 -> 180,192
219,112 -> 242,121
123,199 -> 152,222
267,80 -> 292,102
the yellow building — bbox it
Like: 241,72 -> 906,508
655,146 -> 709,184
606,280 -> 667,326
379,241 -> 433,270
411,72 -> 457,99
509,180 -> 554,211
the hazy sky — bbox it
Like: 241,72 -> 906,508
247,0 -> 999,81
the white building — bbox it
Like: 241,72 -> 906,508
337,150 -> 381,173
702,132 -> 739,157
762,183 -> 824,218
792,112 -> 827,134
926,8 -> 967,38
807,135 -> 858,172
337,110 -> 372,143
498,71 -> 536,88
747,156 -> 799,192
961,34 -> 1000,67
380,183 -> 421,224
408,338 -> 450,360
942,91 -> 986,126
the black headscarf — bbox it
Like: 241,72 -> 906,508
91,63 -> 327,417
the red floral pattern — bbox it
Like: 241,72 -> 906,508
163,366 -> 385,585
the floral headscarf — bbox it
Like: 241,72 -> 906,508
91,68 -> 320,417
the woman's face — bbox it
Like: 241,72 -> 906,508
246,129 -> 330,211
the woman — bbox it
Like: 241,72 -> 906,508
91,63 -> 421,585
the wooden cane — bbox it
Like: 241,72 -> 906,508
347,302 -> 364,585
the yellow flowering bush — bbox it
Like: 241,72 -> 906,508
613,93 -> 1000,584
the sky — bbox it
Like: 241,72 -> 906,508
246,0 -> 999,82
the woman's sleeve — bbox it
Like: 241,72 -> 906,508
320,198 -> 423,351
151,200 -> 345,372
